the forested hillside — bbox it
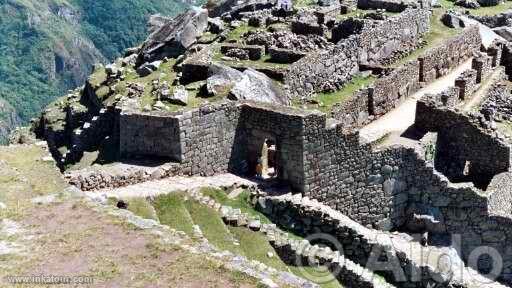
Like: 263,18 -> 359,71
0,0 -> 191,141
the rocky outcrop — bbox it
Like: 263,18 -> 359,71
230,69 -> 288,104
206,64 -> 245,96
137,8 -> 208,65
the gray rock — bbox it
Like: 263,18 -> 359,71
208,17 -> 225,34
105,64 -> 120,76
137,8 -> 208,64
441,13 -> 467,28
230,69 -> 288,104
206,63 -> 245,97
136,64 -> 153,77
455,0 -> 480,9
248,219 -> 262,231
168,86 -> 188,106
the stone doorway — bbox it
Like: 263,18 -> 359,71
246,130 -> 279,180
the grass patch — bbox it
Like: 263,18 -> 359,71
126,198 -> 158,221
226,23 -> 257,42
467,1 -> 512,16
185,199 -> 244,254
336,8 -> 399,20
0,145 -> 67,217
213,51 -> 290,70
294,0 -> 316,7
287,266 -> 344,288
88,66 -> 107,88
229,226 -> 289,270
153,193 -> 195,236
295,75 -> 376,113
200,188 -> 272,224
497,121 -> 512,137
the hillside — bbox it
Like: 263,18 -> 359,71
0,0 -> 191,141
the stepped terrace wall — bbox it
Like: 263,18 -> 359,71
257,193 -> 506,287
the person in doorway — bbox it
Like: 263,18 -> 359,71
255,157 -> 263,178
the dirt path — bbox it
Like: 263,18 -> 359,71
92,173 -> 256,199
359,58 -> 473,144
1,201 -> 258,288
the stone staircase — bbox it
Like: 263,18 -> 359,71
61,107 -> 115,165
187,188 -> 397,288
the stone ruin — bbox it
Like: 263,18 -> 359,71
31,1 -> 512,287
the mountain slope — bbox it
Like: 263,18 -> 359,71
0,0 -> 191,140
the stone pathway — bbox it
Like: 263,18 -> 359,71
359,58 -> 473,144
91,173 -> 257,199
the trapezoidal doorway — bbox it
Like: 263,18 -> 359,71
246,130 -> 279,181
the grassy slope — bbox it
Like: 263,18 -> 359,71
0,145 -> 260,287
132,188 -> 344,288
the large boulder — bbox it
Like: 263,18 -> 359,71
169,86 -> 188,106
230,69 -> 287,104
206,64 -> 245,97
455,0 -> 480,9
136,61 -> 162,77
137,8 -> 208,65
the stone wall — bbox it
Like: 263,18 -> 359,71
330,88 -> 371,130
268,47 -> 306,64
257,193 -> 501,287
285,37 -> 360,97
357,9 -> 430,65
415,95 -> 511,187
285,9 -> 430,98
119,111 -> 182,161
418,25 -> 481,83
357,0 -> 430,12
301,113 -> 410,228
488,172 -> 512,217
370,60 -> 420,116
454,69 -> 478,100
472,52 -> 493,84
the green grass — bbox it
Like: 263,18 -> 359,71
134,189 -> 345,288
296,75 -> 376,113
287,266 -> 344,288
126,198 -> 158,221
229,227 -> 289,269
226,24 -> 258,42
152,193 -> 195,236
200,188 -> 273,224
294,0 -> 316,7
184,199 -> 244,254
88,66 -> 107,88
437,0 -> 512,12
336,8 -> 399,20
